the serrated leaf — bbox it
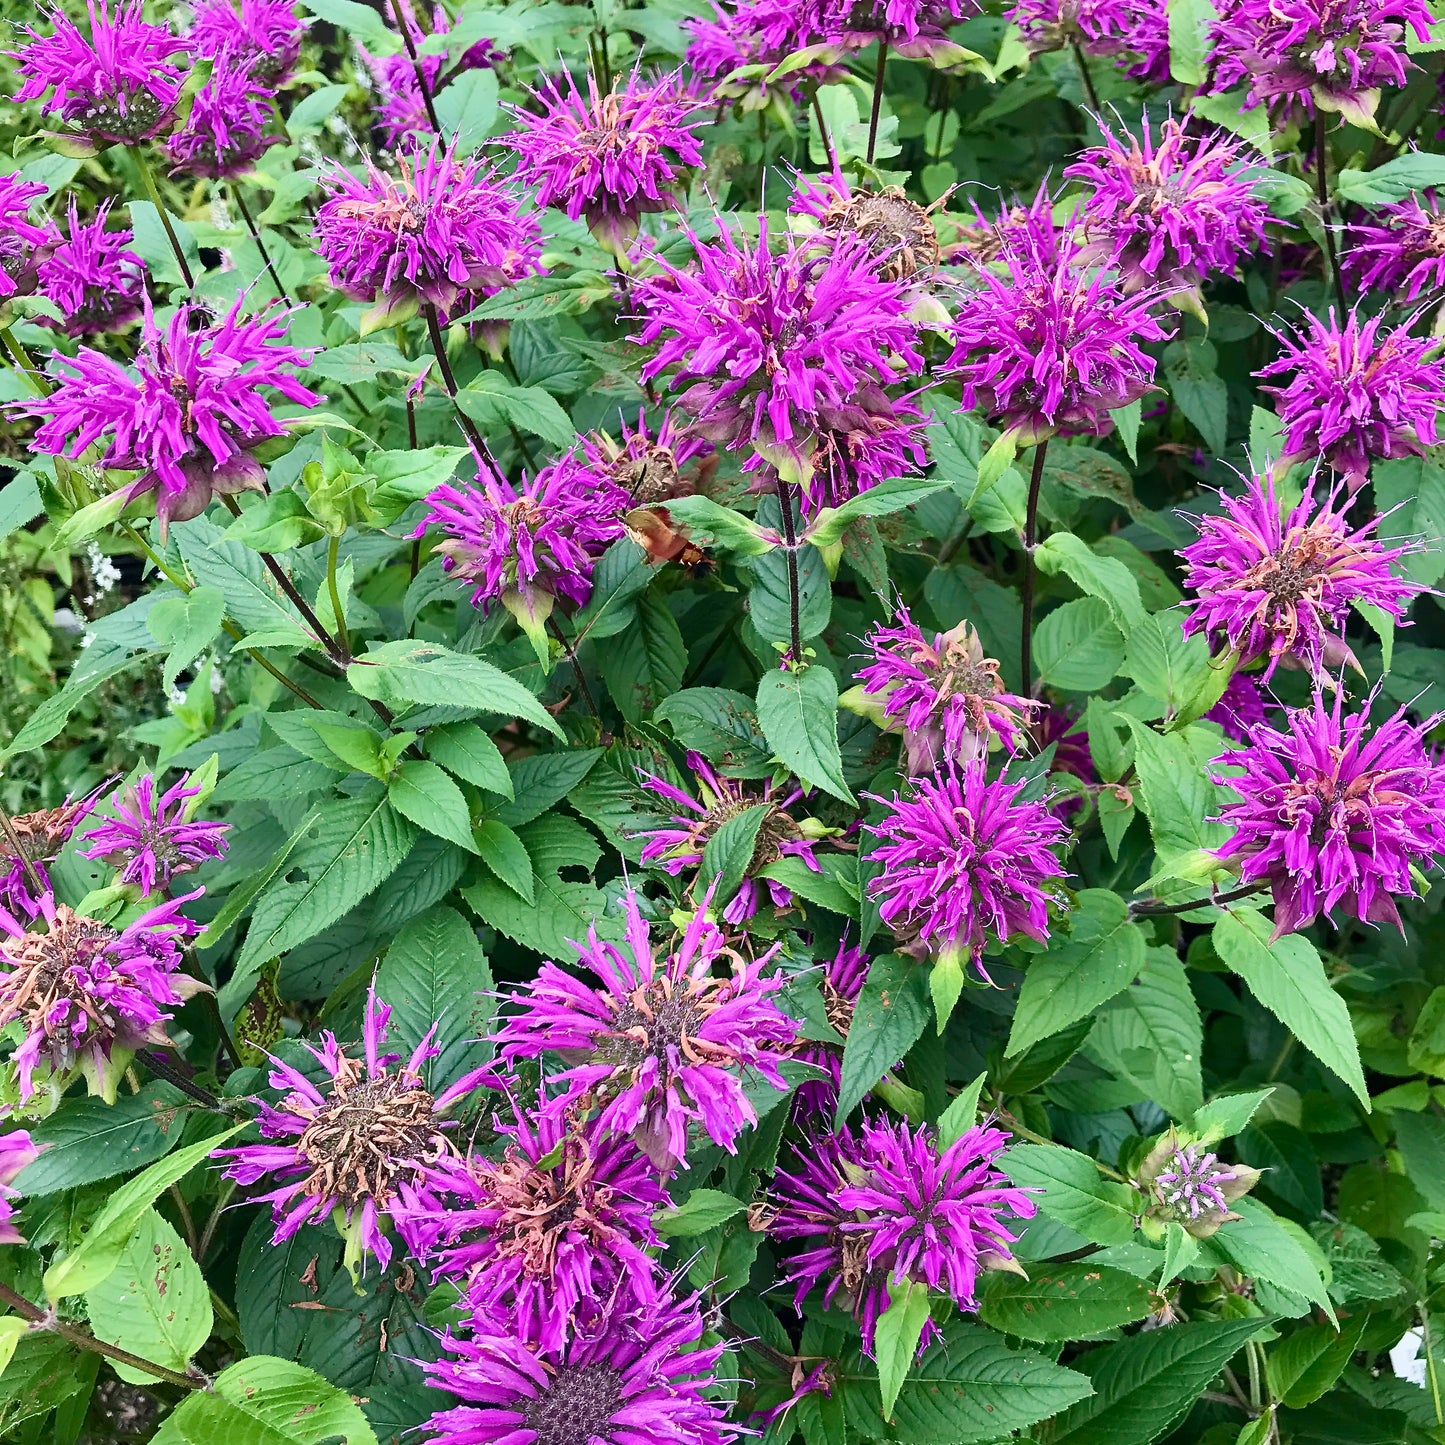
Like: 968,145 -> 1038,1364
937,1071 -> 987,1148
876,1278 -> 932,1421
1002,1142 -> 1143,1246
0,472 -> 42,541
756,665 -> 854,804
1035,598 -> 1125,692
654,1188 -> 747,1237
806,476 -> 952,548
1124,719 -> 1229,871
979,1263 -> 1154,1342
173,515 -> 312,643
1204,1197 -> 1334,1320
699,803 -> 770,910
836,955 -> 930,1126
1035,532 -> 1145,631
598,591 -> 687,724
424,720 -> 512,796
388,758 -> 480,853
1191,1088 -> 1274,1142
655,688 -> 773,777
475,817 -> 534,901
455,372 -> 575,448
146,585 -> 226,693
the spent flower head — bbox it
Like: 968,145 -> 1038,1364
0,790 -> 101,914
497,890 -> 798,1170
36,199 -> 145,336
80,772 -> 230,896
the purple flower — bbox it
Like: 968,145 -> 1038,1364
215,987 -> 492,1276
420,457 -> 628,639
1066,116 -> 1272,301
852,607 -> 1040,772
945,228 -> 1169,444
419,1292 -> 739,1445
1213,689 -> 1445,936
395,1090 -> 667,1351
636,753 -> 822,923
496,890 -> 798,1170
581,408 -> 712,508
0,790 -> 101,914
0,891 -> 204,1102
36,199 -> 145,336
798,394 -> 929,514
22,297 -> 320,534
808,0 -> 983,60
685,0 -> 845,115
792,936 -> 870,1118
634,220 -> 921,485
771,1117 -> 1036,1354
0,173 -> 55,304
1344,190 -> 1445,301
1257,308 -> 1445,491
1138,1135 -> 1260,1236
1153,1144 -> 1240,1219
80,772 -> 230,896
866,762 -> 1071,978
0,1130 -> 39,1244
509,69 -> 704,253
1006,0 -> 1169,78
167,55 -> 278,179
1206,672 -> 1269,742
190,0 -> 304,84
314,140 -> 542,326
1208,0 -> 1433,124
11,0 -> 189,146
1179,472 -> 1423,677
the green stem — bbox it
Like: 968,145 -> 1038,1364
1128,882 -> 1267,918
773,473 -> 804,665
0,328 -> 48,398
866,40 -> 889,164
1315,111 -> 1347,312
1019,439 -> 1049,694
0,798 -> 47,901
326,533 -> 352,659
1072,40 -> 1102,112
135,149 -> 195,288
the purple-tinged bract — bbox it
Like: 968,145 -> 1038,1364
80,772 -> 230,896
395,1090 -> 666,1351
36,199 -> 145,336
167,56 -> 278,179
190,0 -> 304,83
11,0 -> 189,145
945,229 -> 1169,444
21,297 -> 320,532
1066,116 -> 1271,298
0,174 -> 55,304
853,606 -> 1040,772
214,987 -> 492,1275
771,1117 -> 1036,1353
686,0 -> 845,114
1257,308 -> 1445,490
510,70 -> 704,254
1179,473 -> 1423,678
866,761 -> 1071,974
497,890 -> 798,1170
0,891 -> 204,1102
419,1292 -> 740,1445
636,752 -> 821,923
635,221 -> 921,484
0,1130 -> 39,1244
1343,190 -> 1445,301
315,141 -> 541,325
1214,689 -> 1445,936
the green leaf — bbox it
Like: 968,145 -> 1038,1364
173,515 -> 311,643
84,1208 -> 211,1385
489,748 -> 602,828
0,1334 -> 90,1432
201,807 -> 322,958
300,0 -> 397,48
743,535 -> 831,644
836,954 -> 931,1125
475,817 -> 535,902
1035,598 -> 1126,692
150,1356 -> 378,1445
13,1083 -> 186,1196
0,472 -> 42,541
0,1319 -> 26,1382
1266,1314 -> 1369,1408
876,1278 -> 933,1422
1165,337 -> 1229,455
1034,533 -> 1145,631
1167,0 -> 1218,83
1391,1109 -> 1445,1212
425,721 -> 512,797
598,592 -> 687,724
44,1123 -> 244,1300
937,1071 -> 987,1147
1205,1198 -> 1333,1319
374,904 -> 494,1094
699,803 -> 770,910
1002,1143 -> 1143,1246
573,540 -> 653,642
1125,720 -> 1229,872
1335,152 -> 1445,205
128,200 -> 201,286
1050,1317 -> 1272,1445
805,476 -> 952,548
1114,400 -> 1141,463
456,372 -> 575,447
756,665 -> 854,804
435,66 -> 499,151
978,1263 -> 1154,1342
655,688 -> 773,777
348,639 -> 563,738
1191,1088 -> 1274,1142
1122,615 -> 1215,717
368,445 -> 470,522
237,790 -> 418,972
1008,890 -> 1146,1057
2,648 -> 145,760
968,429 -> 1019,505
658,495 -> 778,556
1159,1222 -> 1200,1285
388,759 -> 480,853
1374,456 -> 1445,587
1213,908 -> 1368,1107
759,854 -> 858,917
284,82 -> 350,135
654,1188 -> 747,1237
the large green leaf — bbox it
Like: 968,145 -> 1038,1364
598,591 -> 687,724
1001,1142 -> 1143,1246
979,1263 -> 1154,1341
1204,1197 -> 1334,1319
875,1279 -> 933,1421
1034,598 -> 1125,692
173,514 -> 312,642
756,664 -> 854,803
654,687 -> 773,777
388,759 -> 480,853
1125,720 -> 1229,871
1034,532 -> 1144,631
836,954 -> 930,1125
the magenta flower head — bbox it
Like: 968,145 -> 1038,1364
865,762 -> 1071,1002
1257,308 -> 1445,491
581,408 -> 713,508
1208,0 -> 1433,124
686,0 -> 845,117
945,229 -> 1170,445
1206,672 -> 1270,742
634,220 -> 921,487
771,1117 -> 1036,1354
420,458 -> 628,652
1214,689 -> 1445,937
11,0 -> 189,146
1006,0 -> 1168,78
80,771 -> 230,896
509,69 -> 704,255
395,1090 -> 667,1352
167,56 -> 277,180
0,173 -> 55,305
1344,190 -> 1445,301
635,752 -> 822,923
1066,116 -> 1272,306
849,606 -> 1040,773
419,1292 -> 739,1445
215,987 -> 493,1278
0,791 -> 103,915
36,198 -> 145,336
0,1130 -> 39,1244
497,891 -> 798,1171
0,891 -> 205,1103
21,296 -> 320,534
190,0 -> 305,84
1179,472 -> 1424,677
